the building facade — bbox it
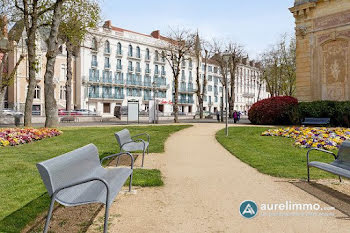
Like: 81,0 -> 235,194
290,0 -> 350,101
6,21 -> 269,117
6,31 -> 76,116
74,20 -> 269,116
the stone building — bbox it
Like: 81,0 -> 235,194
290,0 -> 350,101
6,21 -> 269,117
75,20 -> 269,116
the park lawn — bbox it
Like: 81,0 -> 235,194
216,126 -> 339,179
0,125 -> 190,232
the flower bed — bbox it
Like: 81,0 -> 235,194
261,127 -> 350,150
0,128 -> 62,147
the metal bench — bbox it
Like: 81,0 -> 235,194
36,144 -> 134,233
115,129 -> 150,167
302,117 -> 330,126
307,140 -> 350,182
60,116 -> 76,123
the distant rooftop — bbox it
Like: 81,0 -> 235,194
294,0 -> 318,6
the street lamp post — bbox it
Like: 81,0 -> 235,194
223,51 -> 230,137
152,81 -> 158,124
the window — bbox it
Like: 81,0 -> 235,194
91,55 -> 97,67
34,85 -> 40,99
146,63 -> 150,73
161,65 -> 165,75
128,61 -> 133,71
104,57 -> 110,68
155,50 -> 159,61
92,37 -> 97,51
104,40 -> 110,54
60,65 -> 66,81
214,67 -> 218,73
208,66 -> 212,72
189,59 -> 192,68
161,51 -> 165,62
208,85 -> 213,92
208,75 -> 213,81
145,48 -> 150,60
155,65 -> 159,75
103,103 -> 111,113
60,86 -> 66,100
136,62 -> 141,72
116,59 -> 122,70
117,42 -> 122,55
136,46 -> 141,58
128,44 -> 133,57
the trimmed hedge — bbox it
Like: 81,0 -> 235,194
248,96 -> 298,125
299,101 -> 350,127
248,98 -> 350,126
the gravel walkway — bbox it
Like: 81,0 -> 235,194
88,124 -> 350,233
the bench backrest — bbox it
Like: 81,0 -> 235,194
115,129 -> 132,147
36,144 -> 100,196
337,140 -> 350,163
303,118 -> 330,124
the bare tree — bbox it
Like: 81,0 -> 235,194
59,0 -> 100,113
161,27 -> 194,123
193,32 -> 210,119
226,42 -> 245,117
14,0 -> 61,126
259,34 -> 296,97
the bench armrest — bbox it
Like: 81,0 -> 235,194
306,148 -> 337,164
121,139 -> 146,151
131,133 -> 150,143
53,177 -> 110,201
101,152 -> 134,169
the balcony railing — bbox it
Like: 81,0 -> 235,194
144,95 -> 152,101
102,93 -> 113,99
116,65 -> 123,71
143,81 -> 152,87
126,79 -> 142,86
91,61 -> 98,67
116,50 -> 123,57
128,67 -> 134,73
102,77 -> 112,83
114,94 -> 124,99
89,93 -> 100,98
115,78 -> 124,85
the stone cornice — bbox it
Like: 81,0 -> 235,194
289,2 -> 317,18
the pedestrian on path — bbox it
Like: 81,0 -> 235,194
216,109 -> 220,122
233,111 -> 238,123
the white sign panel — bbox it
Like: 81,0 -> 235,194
128,102 -> 139,123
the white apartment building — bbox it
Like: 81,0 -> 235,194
75,20 -> 269,117
6,20 -> 269,117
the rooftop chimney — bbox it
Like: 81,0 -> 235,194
151,30 -> 160,39
103,20 -> 112,29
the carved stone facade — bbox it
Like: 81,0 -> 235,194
290,0 -> 350,101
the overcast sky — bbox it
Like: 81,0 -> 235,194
101,0 -> 296,59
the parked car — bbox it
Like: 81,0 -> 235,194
0,108 -> 23,116
75,109 -> 98,116
58,109 -> 82,116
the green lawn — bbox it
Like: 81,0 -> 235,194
0,125 -> 190,232
216,127 -> 339,179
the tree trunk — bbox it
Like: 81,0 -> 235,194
174,73 -> 179,123
220,87 -> 224,122
195,55 -> 203,119
24,40 -> 37,126
65,43 -> 73,113
44,0 -> 64,128
0,88 -> 5,112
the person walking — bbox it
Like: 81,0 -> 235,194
233,111 -> 238,124
216,109 -> 220,122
